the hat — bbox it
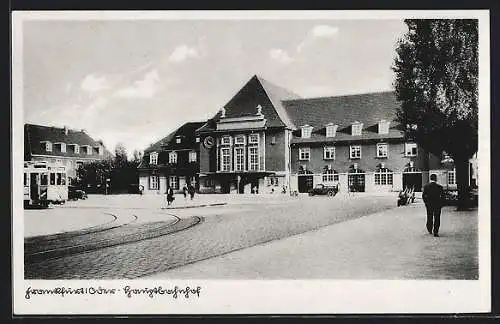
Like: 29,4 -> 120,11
430,174 -> 437,181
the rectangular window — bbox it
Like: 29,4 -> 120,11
352,123 -> 363,136
448,170 -> 456,185
24,173 -> 28,186
324,146 -> 335,160
41,173 -> 48,185
169,152 -> 178,164
350,145 -> 361,159
271,136 -> 276,145
195,137 -> 200,143
86,146 -> 92,155
149,176 -> 159,190
189,151 -> 197,163
405,143 -> 418,156
150,152 -> 158,165
45,142 -> 52,152
76,161 -> 84,169
248,147 -> 259,171
299,147 -> 311,161
176,137 -> 181,144
74,145 -> 80,154
234,135 -> 246,145
326,125 -> 337,138
205,179 -> 214,187
301,126 -> 312,138
221,147 -> 231,172
60,143 -> 66,153
61,173 -> 66,185
375,172 -> 393,185
169,176 -> 179,190
221,136 -> 232,145
50,173 -> 56,185
377,143 -> 388,158
56,173 -> 62,185
249,134 -> 259,144
234,147 -> 245,171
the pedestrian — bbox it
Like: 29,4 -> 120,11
166,186 -> 175,206
422,174 -> 444,237
139,184 -> 144,196
182,184 -> 188,199
188,184 -> 195,200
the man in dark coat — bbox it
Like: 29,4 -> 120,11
422,174 -> 444,237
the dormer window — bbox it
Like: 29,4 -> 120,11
326,123 -> 338,138
74,144 -> 80,154
378,120 -> 390,134
150,152 -> 158,165
94,145 -> 104,156
176,137 -> 181,144
84,145 -> 92,155
301,125 -> 313,138
41,141 -> 52,152
351,122 -> 363,136
54,142 -> 66,153
169,151 -> 178,164
221,136 -> 232,145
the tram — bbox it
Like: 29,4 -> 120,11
23,161 -> 68,208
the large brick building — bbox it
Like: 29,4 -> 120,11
140,75 -> 477,194
24,123 -> 112,182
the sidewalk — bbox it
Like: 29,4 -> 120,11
145,202 -> 478,280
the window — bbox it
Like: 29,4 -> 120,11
169,176 -> 179,190
326,124 -> 338,138
248,147 -> 259,171
150,152 -> 158,165
268,177 -> 279,186
271,136 -> 276,145
196,137 -> 200,143
378,120 -> 390,134
220,147 -> 231,171
149,176 -> 159,190
234,147 -> 245,171
301,125 -> 313,138
74,145 -> 80,154
76,161 -> 84,169
249,134 -> 259,144
56,173 -> 62,185
351,122 -> 363,136
234,135 -> 246,145
41,173 -> 48,185
375,170 -> 393,186
169,151 -> 178,164
60,143 -> 66,153
45,142 -> 52,152
350,145 -> 361,159
448,170 -> 456,185
85,146 -> 92,155
98,146 -> 104,155
50,173 -> 56,185
176,137 -> 181,144
24,173 -> 28,186
205,179 -> 214,187
377,143 -> 388,158
405,143 -> 418,156
299,147 -> 311,161
189,151 -> 197,163
322,169 -> 339,182
324,146 -> 335,160
221,136 -> 232,145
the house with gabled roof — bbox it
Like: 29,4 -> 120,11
24,123 -> 112,182
194,75 -> 473,194
138,121 -> 206,194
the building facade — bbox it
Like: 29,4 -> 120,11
138,122 -> 205,195
24,124 -> 111,182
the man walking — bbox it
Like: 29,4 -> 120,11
422,174 -> 444,237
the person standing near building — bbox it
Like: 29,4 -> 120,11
422,174 -> 444,237
166,186 -> 175,206
188,184 -> 195,200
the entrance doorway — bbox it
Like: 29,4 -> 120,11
348,174 -> 365,192
298,175 -> 313,193
403,172 -> 422,192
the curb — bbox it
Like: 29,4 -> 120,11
161,202 -> 228,210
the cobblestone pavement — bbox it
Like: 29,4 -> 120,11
25,194 -> 398,279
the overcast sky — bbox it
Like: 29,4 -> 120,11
22,18 -> 407,155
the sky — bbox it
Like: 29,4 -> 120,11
22,18 -> 408,156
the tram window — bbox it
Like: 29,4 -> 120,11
24,173 -> 28,186
41,173 -> 48,185
61,173 -> 66,185
50,173 -> 56,185
56,173 -> 62,185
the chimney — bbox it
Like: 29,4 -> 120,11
63,126 -> 68,135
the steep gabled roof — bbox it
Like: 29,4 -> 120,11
24,123 -> 112,159
143,121 -> 206,154
282,91 -> 400,131
197,75 -> 300,132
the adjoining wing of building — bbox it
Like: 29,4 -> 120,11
24,124 -> 113,182
140,75 -> 478,195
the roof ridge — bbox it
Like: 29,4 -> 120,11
283,90 -> 395,102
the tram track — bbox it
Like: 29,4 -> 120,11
25,213 -> 203,265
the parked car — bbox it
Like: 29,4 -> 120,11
308,183 -> 339,197
68,185 -> 88,201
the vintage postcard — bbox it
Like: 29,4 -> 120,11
12,10 -> 491,315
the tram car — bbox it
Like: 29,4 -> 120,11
24,161 -> 68,208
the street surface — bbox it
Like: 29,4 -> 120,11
23,192 -> 478,280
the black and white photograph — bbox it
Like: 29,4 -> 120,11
12,10 -> 491,314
